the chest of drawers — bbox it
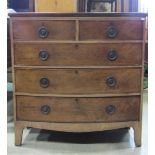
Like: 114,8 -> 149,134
9,13 -> 146,146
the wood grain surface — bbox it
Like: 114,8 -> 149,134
16,96 -> 140,122
10,13 -> 145,146
14,43 -> 142,66
79,20 -> 143,40
12,20 -> 76,41
15,68 -> 141,94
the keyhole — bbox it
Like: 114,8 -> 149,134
75,44 -> 79,48
75,70 -> 79,74
75,98 -> 79,103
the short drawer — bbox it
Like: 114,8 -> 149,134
12,20 -> 76,41
14,43 -> 142,66
16,96 -> 140,122
15,68 -> 141,94
79,20 -> 143,40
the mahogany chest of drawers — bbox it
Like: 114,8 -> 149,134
9,13 -> 146,146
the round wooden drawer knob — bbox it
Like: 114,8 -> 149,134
106,105 -> 116,114
106,76 -> 117,87
38,26 -> 49,39
39,50 -> 49,61
40,77 -> 49,88
41,105 -> 51,115
107,49 -> 118,61
106,25 -> 118,38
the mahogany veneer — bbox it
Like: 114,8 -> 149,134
9,13 -> 147,146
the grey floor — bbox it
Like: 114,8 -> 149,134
7,92 -> 148,155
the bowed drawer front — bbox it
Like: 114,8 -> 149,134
10,13 -> 146,146
15,68 -> 141,94
14,43 -> 142,66
16,96 -> 140,123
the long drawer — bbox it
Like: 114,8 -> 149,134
12,20 -> 76,41
14,43 -> 142,66
15,68 -> 141,94
79,20 -> 143,40
16,96 -> 140,122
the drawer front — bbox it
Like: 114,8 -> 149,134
12,20 -> 76,41
79,20 -> 143,40
15,68 -> 141,94
14,43 -> 142,66
16,96 -> 140,122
